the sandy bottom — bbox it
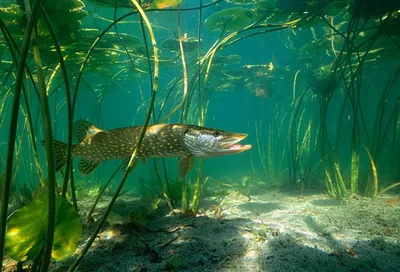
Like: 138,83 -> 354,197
10,188 -> 400,272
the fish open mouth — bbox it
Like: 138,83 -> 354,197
220,133 -> 252,153
227,143 -> 252,152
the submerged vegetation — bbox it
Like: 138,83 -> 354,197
0,0 -> 399,271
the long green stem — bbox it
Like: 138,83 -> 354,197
189,0 -> 206,215
0,0 -> 43,267
24,1 -> 57,270
160,7 -> 188,123
288,80 -> 308,187
40,6 -> 74,202
0,20 -> 45,186
68,1 -> 159,270
86,166 -> 120,223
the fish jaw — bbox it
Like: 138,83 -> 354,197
182,126 -> 252,157
217,133 -> 252,154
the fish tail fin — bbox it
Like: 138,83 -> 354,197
42,140 -> 68,172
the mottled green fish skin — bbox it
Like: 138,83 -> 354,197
72,124 -> 191,160
46,120 -> 251,177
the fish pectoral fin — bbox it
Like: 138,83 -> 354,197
141,158 -> 147,165
178,155 -> 194,180
73,119 -> 103,143
78,159 -> 100,175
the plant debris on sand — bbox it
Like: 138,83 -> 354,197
41,189 -> 400,272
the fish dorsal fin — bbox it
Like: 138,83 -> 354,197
78,159 -> 99,175
178,155 -> 195,180
73,120 -> 102,143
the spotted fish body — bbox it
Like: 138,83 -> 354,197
50,120 -> 252,179
73,124 -> 191,160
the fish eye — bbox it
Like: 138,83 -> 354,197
213,131 -> 221,137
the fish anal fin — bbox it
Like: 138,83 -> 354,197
78,158 -> 99,175
73,120 -> 103,143
178,155 -> 194,180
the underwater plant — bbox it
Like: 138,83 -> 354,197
298,1 -> 400,197
1,0 -> 400,271
5,196 -> 82,263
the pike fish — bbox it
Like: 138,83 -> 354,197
49,120 -> 252,179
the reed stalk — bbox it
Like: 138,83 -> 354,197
68,1 -> 159,269
0,20 -> 45,186
40,6 -> 74,202
86,166 -> 120,223
0,0 -> 43,267
23,0 -> 58,270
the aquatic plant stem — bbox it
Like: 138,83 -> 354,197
255,120 -> 268,179
197,0 -> 204,124
190,159 -> 203,215
371,64 -> 400,158
69,166 -> 79,210
23,1 -> 58,271
0,20 -> 45,185
189,1 -> 207,214
379,181 -> 400,195
0,0 -> 43,267
359,141 -> 378,197
159,4 -> 191,208
86,166 -> 121,223
288,78 -> 308,187
332,11 -> 389,197
40,7 -> 73,192
68,1 -> 159,270
319,96 -> 348,198
161,6 -> 188,123
137,1 -> 173,203
67,160 -> 138,272
113,0 -> 145,102
39,6 -> 74,202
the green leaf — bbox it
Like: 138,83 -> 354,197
227,0 -> 255,4
0,4 -> 24,21
153,0 -> 183,9
44,0 -> 85,12
52,197 -> 82,260
5,196 -> 82,261
46,9 -> 89,23
204,7 -> 255,32
213,54 -> 242,65
255,0 -> 278,10
161,37 -> 202,53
